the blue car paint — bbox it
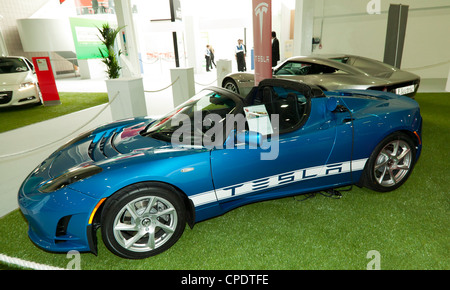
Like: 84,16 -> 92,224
335,90 -> 422,162
18,83 -> 422,254
209,96 -> 350,209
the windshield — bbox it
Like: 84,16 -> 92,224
0,57 -> 30,74
144,89 -> 239,146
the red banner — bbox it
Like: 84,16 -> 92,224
252,0 -> 272,85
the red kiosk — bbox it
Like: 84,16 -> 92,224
32,56 -> 61,106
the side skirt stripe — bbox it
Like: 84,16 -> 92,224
189,158 -> 368,207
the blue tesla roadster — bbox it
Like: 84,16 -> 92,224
18,79 -> 422,259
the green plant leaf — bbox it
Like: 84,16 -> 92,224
96,23 -> 126,79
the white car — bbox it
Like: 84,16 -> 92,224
0,56 -> 41,107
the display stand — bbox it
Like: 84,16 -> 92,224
106,77 -> 147,121
170,68 -> 195,107
216,59 -> 232,87
32,56 -> 60,106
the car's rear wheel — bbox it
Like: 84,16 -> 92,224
223,79 -> 239,94
101,183 -> 186,259
363,132 -> 416,192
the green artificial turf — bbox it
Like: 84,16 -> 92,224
0,92 -> 108,133
0,93 -> 448,270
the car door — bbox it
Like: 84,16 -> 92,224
209,84 -> 345,206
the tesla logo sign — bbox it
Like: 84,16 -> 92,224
255,2 -> 269,44
252,0 -> 272,85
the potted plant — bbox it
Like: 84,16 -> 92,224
97,23 -> 124,79
97,22 -> 147,121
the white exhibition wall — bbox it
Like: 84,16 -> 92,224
311,0 -> 450,79
16,18 -> 75,52
3,0 -> 449,79
177,0 -> 450,79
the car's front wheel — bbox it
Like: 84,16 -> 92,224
363,132 -> 417,192
101,183 -> 186,259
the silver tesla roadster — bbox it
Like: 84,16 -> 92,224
222,55 -> 420,98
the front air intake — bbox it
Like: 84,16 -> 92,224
56,215 -> 72,239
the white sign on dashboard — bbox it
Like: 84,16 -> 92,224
244,105 -> 273,135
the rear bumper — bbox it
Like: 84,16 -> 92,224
369,78 -> 421,98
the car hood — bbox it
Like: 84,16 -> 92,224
0,71 -> 30,86
45,117 -> 204,179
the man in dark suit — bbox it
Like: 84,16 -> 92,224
272,31 -> 280,67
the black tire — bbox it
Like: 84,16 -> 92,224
101,183 -> 186,259
363,132 -> 416,192
223,79 -> 240,94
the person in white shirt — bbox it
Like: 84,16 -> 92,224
235,39 -> 247,72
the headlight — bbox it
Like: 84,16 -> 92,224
39,165 -> 102,193
19,82 -> 35,91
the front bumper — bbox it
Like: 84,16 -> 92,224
18,179 -> 101,254
0,84 -> 40,107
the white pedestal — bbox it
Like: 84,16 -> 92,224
216,59 -> 232,87
106,77 -> 147,121
170,68 -> 195,107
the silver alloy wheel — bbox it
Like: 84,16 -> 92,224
224,80 -> 239,93
112,196 -> 178,253
373,139 -> 412,187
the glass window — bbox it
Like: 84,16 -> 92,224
24,58 -> 34,71
248,85 -> 309,134
275,62 -> 311,76
307,63 -> 339,74
0,57 -> 29,74
144,89 -> 237,145
275,62 -> 341,76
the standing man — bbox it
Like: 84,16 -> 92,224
272,31 -> 280,67
92,0 -> 99,14
235,39 -> 247,72
205,45 -> 211,72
